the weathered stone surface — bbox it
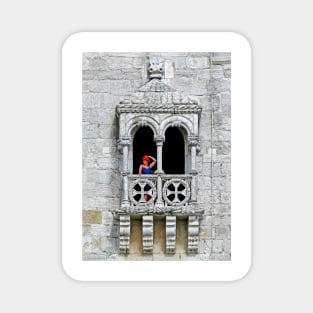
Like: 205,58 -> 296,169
211,52 -> 231,65
97,70 -> 123,80
83,210 -> 102,224
110,80 -> 132,95
199,226 -> 212,240
88,80 -> 110,93
187,56 -> 209,69
83,93 -> 108,108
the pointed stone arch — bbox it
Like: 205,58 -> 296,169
126,115 -> 159,138
160,115 -> 194,138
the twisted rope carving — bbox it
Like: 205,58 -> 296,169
117,104 -> 201,114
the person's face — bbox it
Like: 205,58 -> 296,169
143,159 -> 148,166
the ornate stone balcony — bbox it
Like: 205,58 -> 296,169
115,174 -> 203,254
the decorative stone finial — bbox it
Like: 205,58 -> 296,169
148,56 -> 164,79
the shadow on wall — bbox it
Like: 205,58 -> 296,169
129,216 -> 188,256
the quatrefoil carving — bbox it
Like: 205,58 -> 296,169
162,179 -> 190,205
129,178 -> 156,205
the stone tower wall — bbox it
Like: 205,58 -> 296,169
82,52 -> 231,260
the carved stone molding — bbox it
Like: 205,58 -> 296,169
142,215 -> 153,253
119,215 -> 130,254
187,215 -> 200,254
114,203 -> 204,216
117,104 -> 202,115
166,216 -> 176,254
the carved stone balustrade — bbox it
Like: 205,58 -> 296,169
120,174 -> 203,216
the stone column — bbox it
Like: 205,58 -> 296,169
188,136 -> 199,203
191,146 -> 196,172
123,145 -> 128,172
188,135 -> 199,172
154,136 -> 165,209
191,172 -> 197,202
154,135 -> 165,174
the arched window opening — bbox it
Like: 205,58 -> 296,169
163,127 -> 185,174
133,126 -> 157,174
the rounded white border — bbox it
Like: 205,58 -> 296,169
62,32 -> 251,281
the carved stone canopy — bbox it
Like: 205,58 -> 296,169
118,56 -> 200,109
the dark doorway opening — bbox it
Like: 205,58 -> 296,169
133,126 -> 157,174
163,127 -> 185,174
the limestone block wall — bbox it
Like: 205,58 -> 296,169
82,52 -> 231,261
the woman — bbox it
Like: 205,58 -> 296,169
138,155 -> 157,201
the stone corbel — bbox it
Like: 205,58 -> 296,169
166,216 -> 176,254
142,215 -> 153,253
119,215 -> 130,254
187,215 -> 200,254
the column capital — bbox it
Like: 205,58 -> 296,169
118,136 -> 131,146
188,135 -> 200,146
117,136 -> 131,151
154,135 -> 165,144
188,135 -> 200,152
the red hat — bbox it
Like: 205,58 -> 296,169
142,155 -> 150,161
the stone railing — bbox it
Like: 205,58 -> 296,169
115,174 -> 204,216
129,174 -> 192,205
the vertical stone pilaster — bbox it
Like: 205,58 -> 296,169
119,215 -> 130,254
166,216 -> 176,254
188,136 -> 200,203
187,215 -> 200,253
154,136 -> 165,209
156,175 -> 164,208
188,135 -> 200,173
123,145 -> 129,172
122,174 -> 129,204
142,215 -> 153,253
118,136 -> 131,207
191,174 -> 197,202
191,146 -> 196,171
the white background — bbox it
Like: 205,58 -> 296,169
0,0 -> 312,312
63,32 -> 251,281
